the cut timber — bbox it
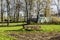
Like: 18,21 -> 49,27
23,25 -> 41,31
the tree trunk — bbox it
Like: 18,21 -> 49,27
25,0 -> 29,24
1,0 -> 3,23
15,0 -> 20,22
6,0 -> 10,26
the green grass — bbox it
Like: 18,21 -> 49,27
0,26 -> 22,32
0,23 -> 25,32
0,24 -> 60,32
0,24 -> 60,40
0,22 -> 26,26
41,25 -> 60,32
0,32 -> 14,40
0,25 -> 23,40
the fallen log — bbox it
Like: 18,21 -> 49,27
23,25 -> 41,31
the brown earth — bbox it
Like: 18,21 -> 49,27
7,31 -> 60,40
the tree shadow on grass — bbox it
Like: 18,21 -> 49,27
0,23 -> 27,27
0,25 -> 23,27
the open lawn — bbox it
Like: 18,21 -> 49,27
0,26 -> 22,32
0,24 -> 60,40
0,23 -> 25,32
41,25 -> 60,32
0,32 -> 14,40
0,25 -> 60,32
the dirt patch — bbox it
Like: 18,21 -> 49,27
49,35 -> 60,40
7,31 -> 60,40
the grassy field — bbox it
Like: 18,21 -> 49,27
0,23 -> 24,40
0,23 -> 25,32
0,24 -> 60,40
0,25 -> 60,32
41,25 -> 60,32
0,26 -> 22,32
0,26 -> 23,40
0,32 -> 14,40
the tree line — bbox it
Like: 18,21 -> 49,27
0,0 -> 60,25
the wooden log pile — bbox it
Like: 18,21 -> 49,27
23,25 -> 41,31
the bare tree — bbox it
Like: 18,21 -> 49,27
1,0 -> 3,23
52,0 -> 60,16
25,0 -> 33,24
25,0 -> 29,24
37,0 -> 40,22
29,0 -> 32,23
15,0 -> 20,22
13,0 -> 16,22
6,0 -> 10,26
57,0 -> 60,16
